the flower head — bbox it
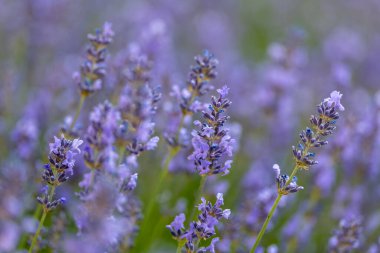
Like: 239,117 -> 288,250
166,213 -> 186,238
188,85 -> 234,176
292,91 -> 344,171
186,193 -> 229,251
74,22 -> 115,95
274,164 -> 304,195
39,135 -> 83,210
324,90 -> 345,111
328,218 -> 362,253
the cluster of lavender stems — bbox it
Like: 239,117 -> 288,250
7,15 -> 363,253
27,23 -> 114,253
134,50 -> 219,251
250,91 -> 345,253
165,86 -> 234,253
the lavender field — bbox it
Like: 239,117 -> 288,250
1,1 -> 380,252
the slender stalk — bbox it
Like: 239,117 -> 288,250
250,194 -> 282,253
69,93 -> 86,131
250,162 -> 300,252
28,186 -> 55,253
189,176 -> 207,223
133,147 -> 179,252
134,90 -> 198,252
145,147 -> 177,220
26,95 -> 85,249
28,209 -> 47,253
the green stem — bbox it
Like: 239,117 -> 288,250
69,93 -> 86,131
28,185 -> 56,252
134,147 -> 179,252
176,240 -> 186,253
28,209 -> 48,253
145,148 -> 176,220
189,176 -> 207,223
249,194 -> 282,253
17,204 -> 43,249
250,162 -> 300,252
287,166 -> 299,186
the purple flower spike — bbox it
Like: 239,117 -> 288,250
179,50 -> 218,114
188,85 -> 234,176
172,193 -> 230,252
39,135 -> 83,209
291,91 -> 343,172
74,22 -> 115,95
84,101 -> 120,172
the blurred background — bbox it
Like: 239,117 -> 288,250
1,0 -> 380,252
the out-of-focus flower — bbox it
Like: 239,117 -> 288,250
165,50 -> 219,148
73,22 -> 115,95
83,101 -> 120,174
328,218 -> 362,253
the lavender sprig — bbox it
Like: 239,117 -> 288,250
328,218 -> 362,253
186,86 -> 234,225
188,86 -> 234,176
114,47 -> 161,159
82,100 -> 120,190
135,51 -> 218,252
166,50 -> 218,148
180,50 -> 218,115
73,22 -> 115,95
167,193 -> 230,253
65,22 -> 115,134
29,135 -> 83,253
250,91 -> 344,252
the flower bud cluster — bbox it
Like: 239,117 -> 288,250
73,22 -> 115,95
188,86 -> 234,176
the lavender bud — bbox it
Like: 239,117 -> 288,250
75,22 -> 115,95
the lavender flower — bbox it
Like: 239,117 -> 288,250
11,117 -> 38,160
168,193 -> 230,252
115,48 -> 161,157
83,101 -> 120,173
251,91 -> 345,252
29,135 -> 83,253
39,135 -> 83,210
328,218 -> 362,253
273,164 -> 303,195
165,50 -> 219,148
73,22 -> 115,95
180,50 -> 218,114
188,86 -> 234,175
166,213 -> 186,238
291,90 -> 344,172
